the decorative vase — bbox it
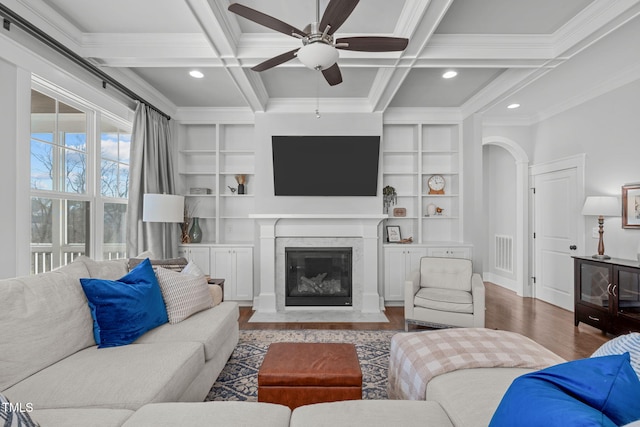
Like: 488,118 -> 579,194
238,183 -> 245,194
426,203 -> 436,216
189,217 -> 202,243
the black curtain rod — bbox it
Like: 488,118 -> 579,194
0,3 -> 171,121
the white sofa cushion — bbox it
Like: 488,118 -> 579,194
414,288 -> 474,313
32,408 -> 134,427
420,258 -> 472,292
135,302 -> 239,362
4,342 -> 204,411
426,367 -> 534,427
122,402 -> 291,427
76,256 -> 128,280
290,400 -> 454,427
0,260 -> 95,391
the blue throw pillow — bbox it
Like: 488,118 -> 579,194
80,258 -> 168,348
489,354 -> 640,427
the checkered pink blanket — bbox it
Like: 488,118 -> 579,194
388,328 -> 565,400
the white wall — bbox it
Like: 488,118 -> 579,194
462,114 -> 485,273
532,79 -> 640,260
254,112 -> 383,214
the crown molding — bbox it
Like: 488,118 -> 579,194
384,107 -> 463,124
266,98 -> 372,113
14,0 -> 83,50
481,115 -> 535,127
175,107 -> 255,124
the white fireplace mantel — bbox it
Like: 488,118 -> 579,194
249,214 -> 387,314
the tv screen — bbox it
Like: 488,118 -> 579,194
272,135 -> 380,196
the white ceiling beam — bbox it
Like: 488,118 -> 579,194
370,0 -> 454,112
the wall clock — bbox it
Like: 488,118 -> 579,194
427,175 -> 445,194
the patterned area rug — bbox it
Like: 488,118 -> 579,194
206,329 -> 400,402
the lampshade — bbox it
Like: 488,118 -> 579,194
142,194 -> 184,223
582,196 -> 619,217
297,42 -> 338,70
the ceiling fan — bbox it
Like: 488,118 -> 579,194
228,0 -> 409,86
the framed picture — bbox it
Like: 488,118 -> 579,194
622,184 -> 640,228
386,225 -> 401,243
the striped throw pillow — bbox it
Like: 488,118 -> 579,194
592,332 -> 640,378
155,267 -> 213,324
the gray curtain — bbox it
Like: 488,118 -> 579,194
126,103 -> 177,258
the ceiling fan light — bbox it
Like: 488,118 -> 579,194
297,42 -> 339,71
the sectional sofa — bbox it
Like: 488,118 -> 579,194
3,256 -> 639,427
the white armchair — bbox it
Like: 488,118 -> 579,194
404,257 -> 485,331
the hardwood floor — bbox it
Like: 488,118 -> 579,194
239,282 -> 610,360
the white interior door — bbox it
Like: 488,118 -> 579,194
533,167 -> 579,310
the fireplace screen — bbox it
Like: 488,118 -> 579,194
285,247 -> 353,306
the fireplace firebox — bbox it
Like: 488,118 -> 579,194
285,247 -> 352,306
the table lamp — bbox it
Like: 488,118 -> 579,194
142,193 -> 185,258
582,196 -> 619,259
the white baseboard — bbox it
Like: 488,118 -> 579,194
483,272 -> 519,294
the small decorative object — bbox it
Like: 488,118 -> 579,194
399,237 -> 413,244
227,186 -> 237,194
189,187 -> 212,195
393,207 -> 406,217
386,225 -> 401,243
383,185 -> 397,213
426,203 -> 437,216
189,217 -> 202,243
181,201 -> 198,244
622,184 -> 640,229
235,174 -> 247,194
427,175 -> 445,195
435,207 -> 444,215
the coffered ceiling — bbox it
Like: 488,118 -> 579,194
4,0 -> 640,122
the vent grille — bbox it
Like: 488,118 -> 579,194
495,235 -> 513,273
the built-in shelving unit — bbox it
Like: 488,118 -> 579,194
177,122 -> 255,303
178,123 -> 255,244
382,123 -> 462,243
381,122 -> 470,303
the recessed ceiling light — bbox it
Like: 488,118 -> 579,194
189,70 -> 204,79
442,70 -> 457,79
507,103 -> 520,109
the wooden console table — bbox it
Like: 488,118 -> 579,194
573,256 -> 640,335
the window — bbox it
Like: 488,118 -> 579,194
30,88 -> 131,273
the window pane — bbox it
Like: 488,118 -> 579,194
31,197 -> 52,274
64,149 -> 86,193
30,141 -> 54,190
118,164 -> 129,198
101,132 -> 119,161
63,132 -> 86,151
66,200 -> 87,245
31,197 -> 52,244
32,132 -> 53,143
119,133 -> 131,164
104,202 -> 127,259
101,159 -> 118,197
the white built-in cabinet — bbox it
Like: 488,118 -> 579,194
382,122 -> 472,302
210,246 -> 254,301
177,122 -> 255,302
177,245 -> 211,274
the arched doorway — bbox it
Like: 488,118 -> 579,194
482,136 -> 530,297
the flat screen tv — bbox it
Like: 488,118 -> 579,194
272,135 -> 380,196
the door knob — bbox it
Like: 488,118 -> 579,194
569,245 -> 577,250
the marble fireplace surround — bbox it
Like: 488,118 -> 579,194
250,214 -> 387,316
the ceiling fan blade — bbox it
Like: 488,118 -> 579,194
336,36 -> 409,52
322,63 -> 343,86
251,48 -> 300,72
228,3 -> 306,38
319,0 -> 359,35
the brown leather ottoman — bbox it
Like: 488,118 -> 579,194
258,342 -> 362,410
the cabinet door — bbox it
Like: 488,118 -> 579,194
210,248 -> 232,300
232,247 -> 254,301
577,261 -> 611,309
613,266 -> 640,333
385,248 -> 407,301
188,247 -> 211,275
